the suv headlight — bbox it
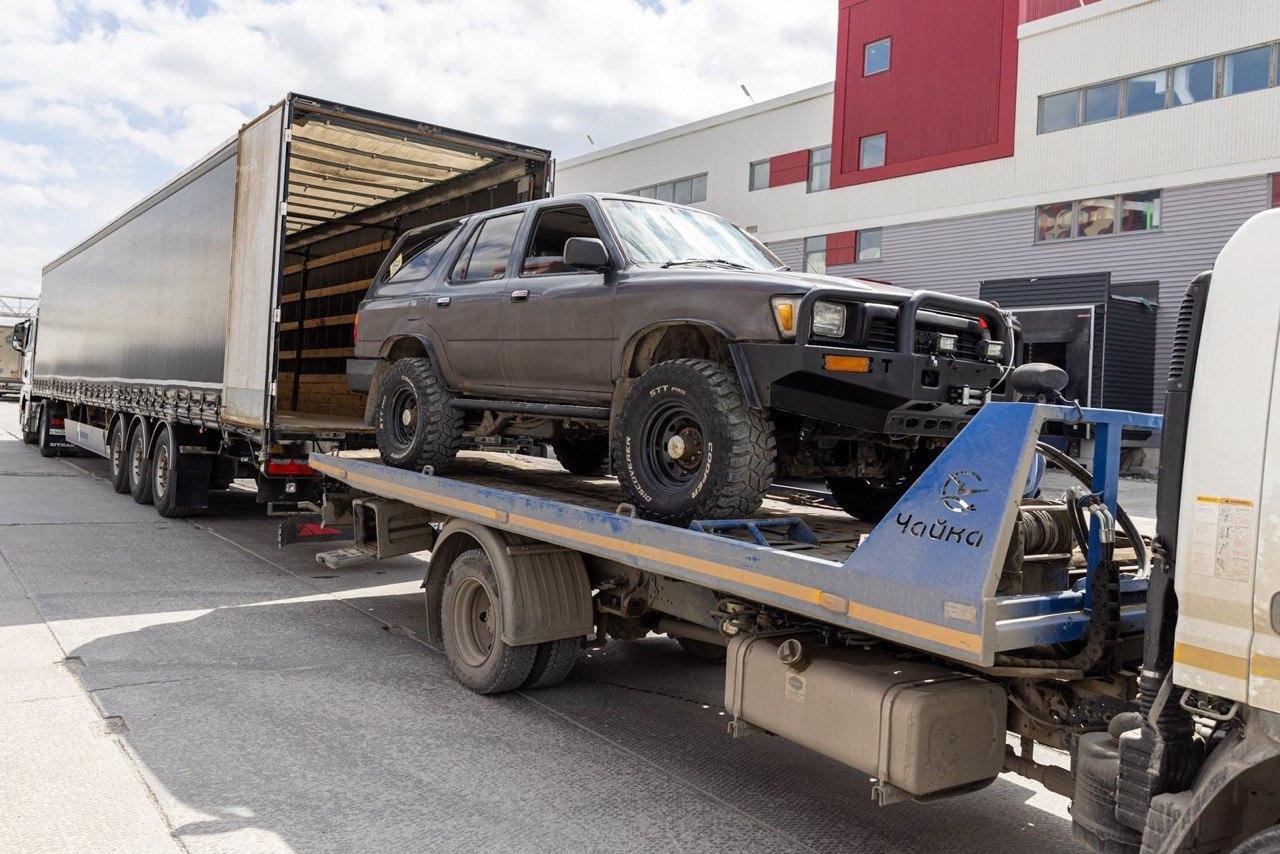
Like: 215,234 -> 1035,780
811,301 -> 847,338
771,297 -> 801,339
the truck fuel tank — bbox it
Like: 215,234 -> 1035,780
725,633 -> 1007,803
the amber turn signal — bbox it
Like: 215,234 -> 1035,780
823,354 -> 872,373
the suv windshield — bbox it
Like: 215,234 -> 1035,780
602,199 -> 783,272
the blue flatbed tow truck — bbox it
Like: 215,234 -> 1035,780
305,399 -> 1160,808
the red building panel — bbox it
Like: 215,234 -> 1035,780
830,0 -> 1020,189
826,230 -> 859,266
1019,0 -> 1102,24
1273,174 -> 1280,208
769,149 -> 811,187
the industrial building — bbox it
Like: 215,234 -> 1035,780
555,0 -> 1280,415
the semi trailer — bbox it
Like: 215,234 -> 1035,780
19,94 -> 551,514
291,210 -> 1280,852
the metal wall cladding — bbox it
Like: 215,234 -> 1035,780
815,175 -> 1271,404
37,152 -> 237,390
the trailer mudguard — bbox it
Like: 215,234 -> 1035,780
424,519 -> 593,647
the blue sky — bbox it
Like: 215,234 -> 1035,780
0,0 -> 835,297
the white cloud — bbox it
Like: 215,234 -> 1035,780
0,0 -> 836,294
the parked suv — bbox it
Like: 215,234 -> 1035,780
349,194 -> 1014,524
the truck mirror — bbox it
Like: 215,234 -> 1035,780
563,237 -> 610,270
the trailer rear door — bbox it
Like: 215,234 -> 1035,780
222,102 -> 288,431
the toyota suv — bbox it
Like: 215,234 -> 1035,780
349,194 -> 1015,525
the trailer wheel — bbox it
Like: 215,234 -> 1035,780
127,426 -> 154,505
551,435 -> 609,476
375,357 -> 462,474
612,358 -> 774,525
151,426 -> 186,518
107,419 -> 130,494
36,403 -> 60,458
523,637 -> 581,689
440,548 -> 536,694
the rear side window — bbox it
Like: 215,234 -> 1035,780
451,212 -> 524,283
522,205 -> 602,276
379,225 -> 461,294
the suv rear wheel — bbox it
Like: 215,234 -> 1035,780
612,358 -> 774,525
375,357 -> 463,474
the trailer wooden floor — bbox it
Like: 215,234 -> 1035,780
338,449 -> 873,563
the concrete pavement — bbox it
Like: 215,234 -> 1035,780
0,401 -> 1082,853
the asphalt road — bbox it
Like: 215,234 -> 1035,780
0,400 -> 1083,854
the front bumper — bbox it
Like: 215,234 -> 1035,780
736,341 -> 1007,434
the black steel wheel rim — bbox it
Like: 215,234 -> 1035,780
638,399 -> 707,495
389,383 -> 419,447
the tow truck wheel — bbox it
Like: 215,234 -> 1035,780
824,476 -> 909,523
1235,825 -> 1280,853
523,637 -> 581,689
551,435 -> 609,476
151,426 -> 186,518
612,359 -> 775,525
375,357 -> 462,475
127,426 -> 154,505
107,419 -> 130,494
440,548 -> 536,694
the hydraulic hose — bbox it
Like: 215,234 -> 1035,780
1035,441 -> 1149,576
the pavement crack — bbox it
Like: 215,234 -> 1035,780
575,674 -> 720,708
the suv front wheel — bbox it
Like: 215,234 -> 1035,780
375,357 -> 463,474
612,358 -> 775,525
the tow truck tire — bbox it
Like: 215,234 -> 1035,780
825,475 -> 910,523
612,358 -> 775,525
151,426 -> 186,518
107,419 -> 130,494
375,357 -> 462,475
440,549 -> 536,694
551,435 -> 609,476
523,637 -> 581,689
20,402 -> 38,445
127,426 -> 154,505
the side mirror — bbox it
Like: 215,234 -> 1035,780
8,327 -> 24,353
563,237 -> 610,270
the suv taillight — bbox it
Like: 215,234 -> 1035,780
352,314 -> 359,347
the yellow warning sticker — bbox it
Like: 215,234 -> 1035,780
1190,496 -> 1256,582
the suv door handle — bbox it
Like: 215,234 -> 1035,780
510,289 -> 529,302
436,296 -> 451,307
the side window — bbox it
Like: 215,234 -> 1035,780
378,225 -> 461,295
450,212 -> 523,283
521,205 -> 603,276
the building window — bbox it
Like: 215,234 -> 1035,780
864,37 -> 891,76
859,133 -> 886,170
627,173 -> 708,204
1126,71 -> 1168,115
1035,190 -> 1162,242
1039,41 -> 1280,134
1223,46 -> 1273,96
749,160 -> 770,191
808,146 -> 831,192
803,236 -> 826,275
1039,90 -> 1080,132
1173,58 -> 1216,106
1083,81 -> 1121,123
856,228 -> 882,262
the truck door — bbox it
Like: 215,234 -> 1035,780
498,202 -> 615,402
432,210 -> 525,397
